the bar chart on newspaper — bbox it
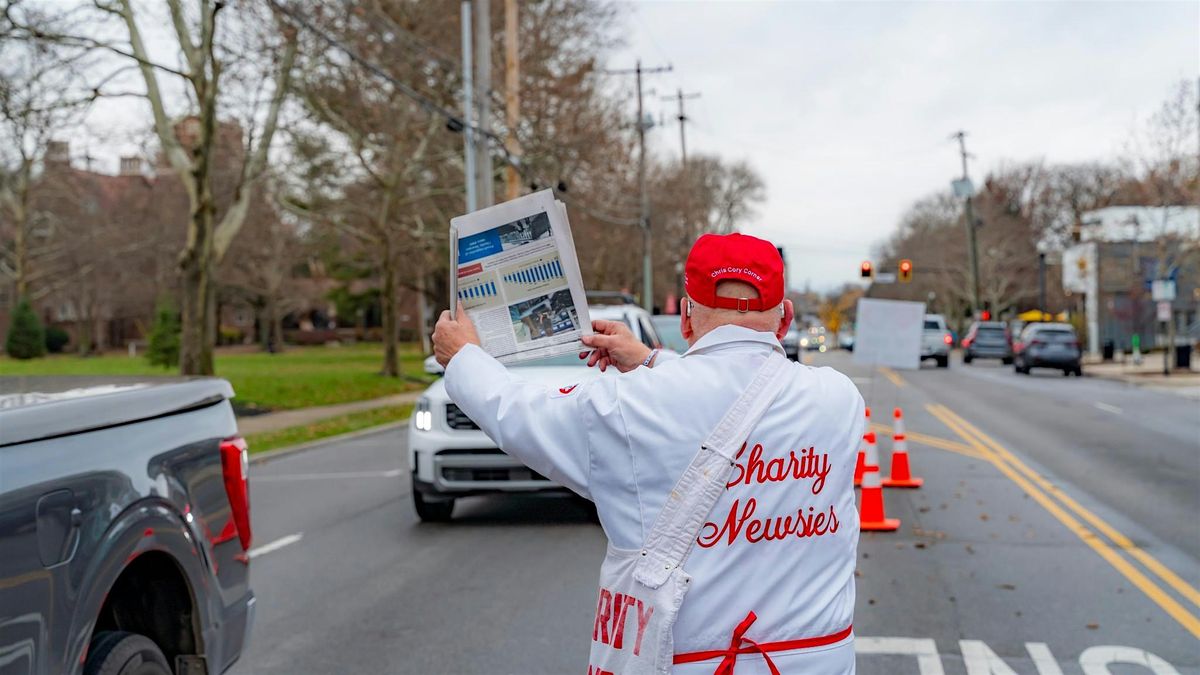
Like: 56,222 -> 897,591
449,190 -> 593,364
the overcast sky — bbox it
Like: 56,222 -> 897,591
608,1 -> 1199,292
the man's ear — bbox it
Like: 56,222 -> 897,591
775,299 -> 795,340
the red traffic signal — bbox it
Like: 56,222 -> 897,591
860,261 -> 873,279
980,310 -> 991,321
898,259 -> 913,283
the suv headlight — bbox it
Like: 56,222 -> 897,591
414,397 -> 434,432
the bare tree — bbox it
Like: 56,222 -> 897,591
8,1 -> 298,373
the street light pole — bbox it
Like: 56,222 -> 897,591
460,0 -> 477,213
1038,252 -> 1047,316
953,130 -> 981,315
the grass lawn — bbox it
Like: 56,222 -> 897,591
0,343 -> 435,411
244,404 -> 413,454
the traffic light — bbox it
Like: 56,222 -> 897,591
898,259 -> 913,283
980,310 -> 992,321
860,261 -> 873,279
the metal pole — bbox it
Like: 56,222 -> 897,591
473,0 -> 494,208
461,1 -> 477,212
954,131 -> 981,314
1038,252 -> 1046,316
664,89 -> 700,295
637,61 -> 652,311
504,0 -> 522,201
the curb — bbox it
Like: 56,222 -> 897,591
249,418 -> 410,465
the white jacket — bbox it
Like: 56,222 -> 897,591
445,325 -> 864,673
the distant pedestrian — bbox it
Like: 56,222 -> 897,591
433,233 -> 863,674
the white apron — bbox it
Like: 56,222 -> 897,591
587,353 -> 791,675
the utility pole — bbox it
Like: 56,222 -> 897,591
602,60 -> 671,311
472,0 -> 494,208
503,0 -> 522,201
952,130 -> 981,314
663,88 -> 700,294
460,0 -> 477,212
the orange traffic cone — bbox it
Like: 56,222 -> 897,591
853,431 -> 878,487
859,465 -> 900,531
882,409 -> 923,488
854,409 -> 872,487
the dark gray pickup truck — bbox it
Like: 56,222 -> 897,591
0,378 -> 255,675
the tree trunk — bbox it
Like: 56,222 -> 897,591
381,238 -> 400,377
271,299 -> 284,354
179,253 -> 213,374
416,257 -> 431,355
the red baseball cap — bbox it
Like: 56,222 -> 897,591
684,233 -> 785,312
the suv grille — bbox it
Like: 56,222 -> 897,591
441,467 -> 550,482
445,403 -> 480,430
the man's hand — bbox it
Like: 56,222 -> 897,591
433,302 -> 481,367
579,319 -> 652,373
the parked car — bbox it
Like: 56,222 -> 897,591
838,331 -> 855,351
650,314 -> 690,354
0,378 -> 255,675
1013,322 -> 1083,376
962,320 -> 1013,365
921,314 -> 952,368
781,325 -> 802,360
408,303 -> 662,521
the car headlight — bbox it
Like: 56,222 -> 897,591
800,337 -> 809,347
414,397 -> 434,432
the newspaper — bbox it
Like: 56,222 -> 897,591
450,189 -> 593,365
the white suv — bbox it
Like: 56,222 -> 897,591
407,304 -> 664,521
920,314 -> 952,368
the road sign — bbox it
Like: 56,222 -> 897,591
854,298 -> 925,370
1151,279 -> 1176,302
950,178 -> 974,197
874,272 -> 897,284
1157,301 -> 1172,322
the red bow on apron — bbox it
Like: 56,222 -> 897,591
673,612 -> 853,675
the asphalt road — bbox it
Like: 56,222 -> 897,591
230,351 -> 1199,675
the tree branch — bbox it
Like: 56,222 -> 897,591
213,29 -> 297,261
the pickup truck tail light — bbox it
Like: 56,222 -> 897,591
943,333 -> 953,345
220,436 -> 252,551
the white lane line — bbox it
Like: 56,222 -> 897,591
248,532 -> 303,559
253,469 -> 403,482
1093,402 -> 1123,415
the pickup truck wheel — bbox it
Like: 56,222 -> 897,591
963,354 -> 973,364
936,355 -> 949,368
412,482 -> 454,522
84,631 -> 171,675
1002,357 -> 1013,365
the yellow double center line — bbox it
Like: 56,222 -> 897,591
927,403 -> 1200,639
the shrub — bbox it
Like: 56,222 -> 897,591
4,297 -> 46,359
146,299 -> 181,369
45,326 -> 70,353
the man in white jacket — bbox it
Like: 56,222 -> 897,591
433,233 -> 864,674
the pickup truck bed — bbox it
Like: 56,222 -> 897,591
0,377 -> 254,675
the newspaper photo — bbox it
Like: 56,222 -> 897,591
450,189 -> 593,364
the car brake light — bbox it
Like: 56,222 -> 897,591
1030,340 -> 1044,347
220,436 -> 252,551
943,333 -> 952,345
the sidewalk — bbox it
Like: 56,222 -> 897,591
237,391 -> 422,435
1083,355 -> 1200,399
